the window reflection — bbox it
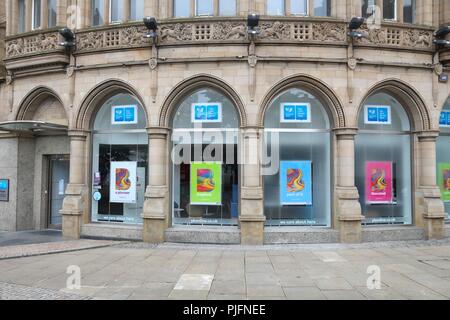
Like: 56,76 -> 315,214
267,0 -> 285,16
403,0 -> 416,23
196,0 -> 214,16
174,0 -> 190,17
92,0 -> 104,26
130,0 -> 144,21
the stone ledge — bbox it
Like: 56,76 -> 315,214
165,226 -> 240,244
81,223 -> 142,241
362,226 -> 424,242
264,227 -> 339,244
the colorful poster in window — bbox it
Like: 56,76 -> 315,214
190,162 -> 222,205
365,161 -> 393,204
280,103 -> 311,123
438,163 -> 450,202
439,111 -> 450,127
111,105 -> 137,124
0,179 -> 9,202
364,105 -> 391,125
110,161 -> 137,203
280,161 -> 312,205
191,103 -> 222,123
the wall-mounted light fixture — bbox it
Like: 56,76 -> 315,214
247,13 -> 260,40
347,17 -> 365,39
434,26 -> 450,46
143,17 -> 158,41
58,27 -> 76,48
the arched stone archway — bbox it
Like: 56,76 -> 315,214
75,79 -> 148,130
159,74 -> 247,128
356,78 -> 431,132
16,86 -> 68,125
258,74 -> 346,128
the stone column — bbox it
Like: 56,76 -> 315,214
122,0 -> 129,22
334,127 -> 364,243
142,126 -> 170,243
239,126 -> 265,245
40,0 -> 48,29
60,130 -> 88,239
417,131 -> 446,239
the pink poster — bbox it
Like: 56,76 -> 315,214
365,161 -> 393,204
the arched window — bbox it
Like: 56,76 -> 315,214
355,92 -> 412,225
263,87 -> 332,227
91,93 -> 148,224
170,88 -> 240,226
437,98 -> 450,220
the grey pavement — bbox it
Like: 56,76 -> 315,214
0,230 -> 63,247
2,238 -> 450,299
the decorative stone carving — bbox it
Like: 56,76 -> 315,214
212,22 -> 247,40
403,29 -> 432,48
347,57 -> 357,70
122,26 -> 146,46
77,31 -> 104,51
149,57 -> 158,70
357,26 -> 388,45
160,24 -> 193,42
6,32 -> 60,58
259,21 -> 290,40
312,23 -> 346,42
6,38 -> 23,57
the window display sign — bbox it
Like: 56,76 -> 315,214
440,111 -> 450,127
190,162 -> 222,205
111,105 -> 137,124
191,103 -> 222,123
438,163 -> 450,202
365,161 -> 393,204
110,161 -> 137,203
0,179 -> 9,202
280,161 -> 312,205
280,103 -> 311,123
364,105 -> 391,125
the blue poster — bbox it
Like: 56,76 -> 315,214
440,111 -> 450,127
280,161 -> 312,205
0,179 -> 9,202
112,105 -> 137,124
192,103 -> 222,123
281,103 -> 311,123
365,105 -> 391,124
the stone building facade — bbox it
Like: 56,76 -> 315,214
0,0 -> 450,245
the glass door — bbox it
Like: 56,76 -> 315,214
48,155 -> 70,228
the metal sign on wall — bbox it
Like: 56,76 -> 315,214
0,179 -> 9,202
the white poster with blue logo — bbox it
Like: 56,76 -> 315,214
364,105 -> 391,124
191,103 -> 222,123
280,161 -> 312,206
280,103 -> 311,123
111,105 -> 137,124
440,111 -> 450,127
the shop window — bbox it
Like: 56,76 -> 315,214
263,88 -> 331,227
130,0 -> 144,21
196,0 -> 214,16
383,0 -> 397,21
314,0 -> 331,17
110,0 -> 123,23
403,0 -> 416,24
355,92 -> 412,225
291,0 -> 308,15
362,0 -> 376,18
174,0 -> 190,17
219,0 -> 237,16
91,0 -> 104,26
171,88 -> 240,226
48,0 -> 57,27
91,93 -> 148,225
437,98 -> 450,221
18,0 -> 26,33
267,0 -> 285,16
32,0 -> 41,30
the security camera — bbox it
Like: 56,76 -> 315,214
347,17 -> 365,39
247,13 -> 260,37
435,26 -> 450,39
143,17 -> 158,40
58,27 -> 75,47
